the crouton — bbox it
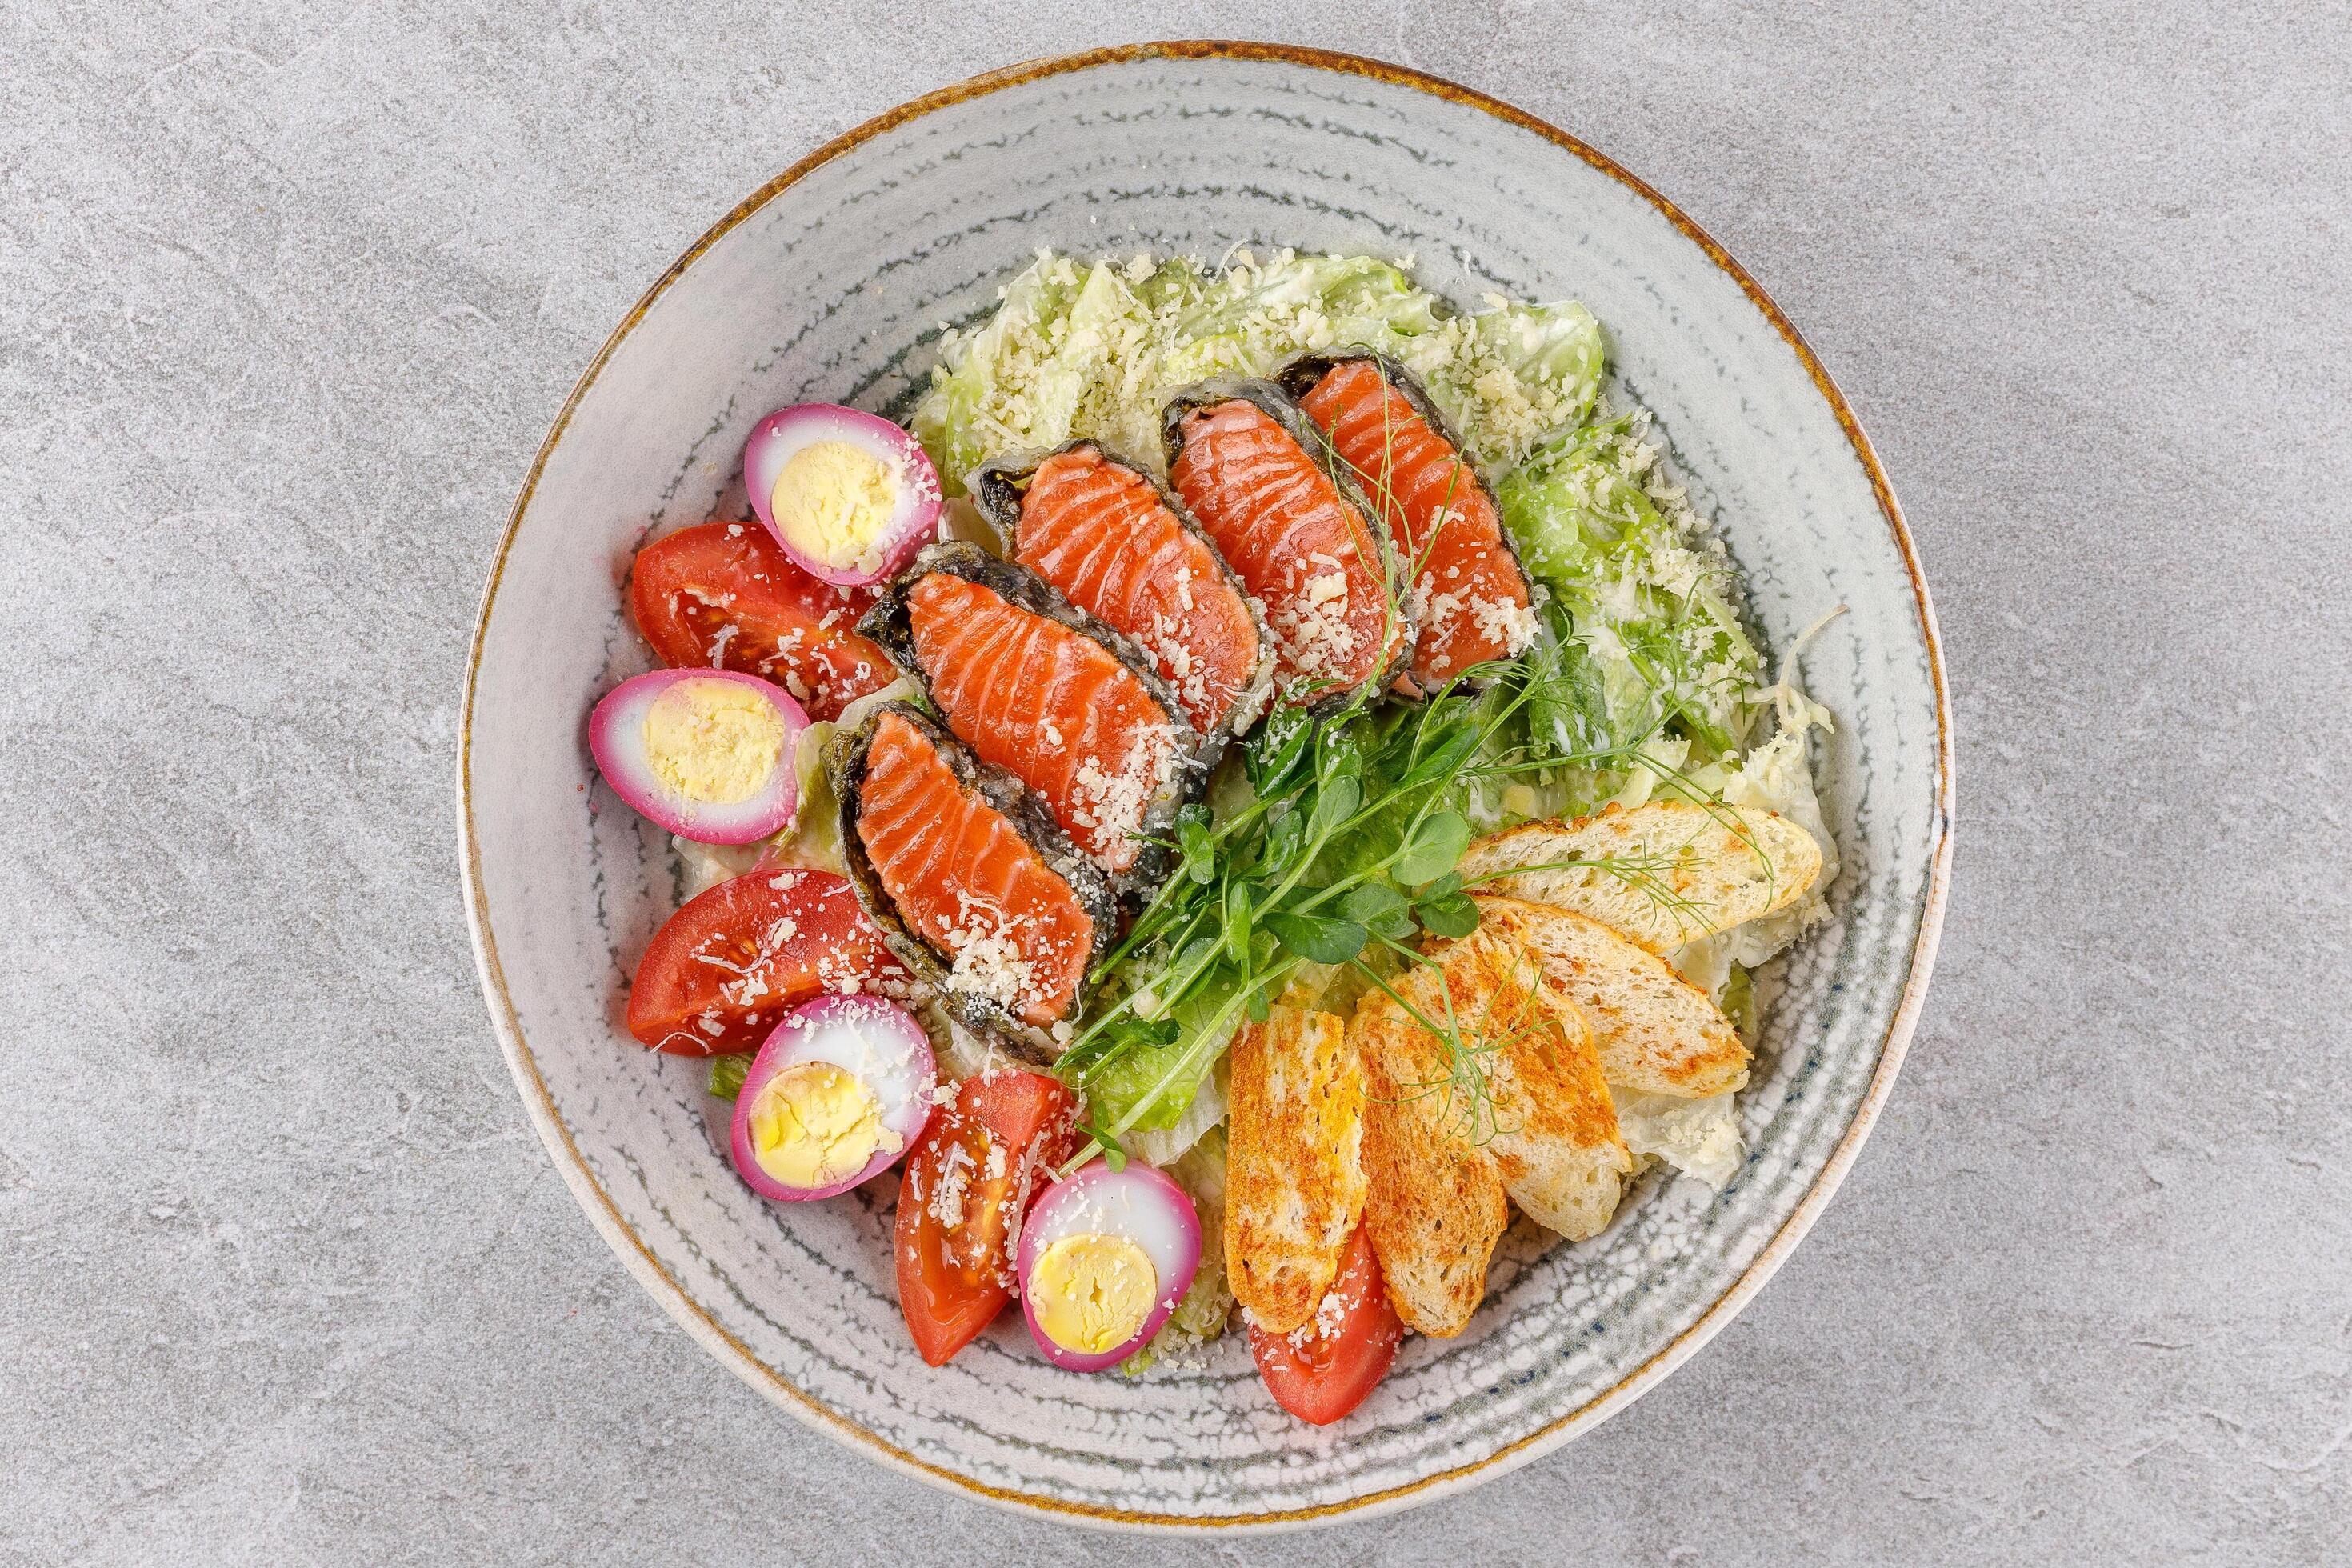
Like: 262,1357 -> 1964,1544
1421,929 -> 1633,1243
1473,896 -> 1750,1098
1456,801 -> 1822,956
1351,924 -> 1638,1332
1353,982 -> 1510,1338
1225,1006 -> 1368,1334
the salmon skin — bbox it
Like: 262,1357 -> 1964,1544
1160,379 -> 1412,712
1278,352 -> 1536,695
860,542 -> 1200,898
830,702 -> 1114,1062
971,440 -> 1274,743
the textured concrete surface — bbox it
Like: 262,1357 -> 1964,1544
2,2 -> 2346,1562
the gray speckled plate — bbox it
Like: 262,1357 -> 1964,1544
458,42 -> 1952,1533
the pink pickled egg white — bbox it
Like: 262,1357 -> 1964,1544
589,668 -> 806,845
1017,1160 -> 1201,1372
743,402 -> 942,588
729,995 -> 937,1202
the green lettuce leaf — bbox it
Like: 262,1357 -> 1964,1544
1499,424 -> 1762,758
910,255 -> 1086,492
708,1053 -> 753,1102
1478,300 -> 1604,419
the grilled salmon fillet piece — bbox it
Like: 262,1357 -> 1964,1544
902,570 -> 1182,878
1005,443 -> 1271,737
1293,358 -> 1534,693
1166,394 -> 1406,705
852,708 -> 1094,1030
1225,1006 -> 1367,1334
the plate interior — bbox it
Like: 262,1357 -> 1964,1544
462,47 -> 1947,1528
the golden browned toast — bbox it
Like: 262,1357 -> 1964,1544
1434,929 -> 1634,1242
1352,974 -> 1509,1339
1473,895 -> 1750,1098
1458,801 -> 1822,955
1224,1005 -> 1367,1334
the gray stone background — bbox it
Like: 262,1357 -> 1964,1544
3,0 -> 2346,1562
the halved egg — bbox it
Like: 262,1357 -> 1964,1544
1016,1160 -> 1202,1372
728,995 -> 937,1202
590,669 -> 806,845
744,403 -> 942,588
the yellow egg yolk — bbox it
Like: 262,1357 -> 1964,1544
770,439 -> 898,573
1030,1234 -> 1158,1355
642,681 -> 786,805
746,1062 -> 895,1190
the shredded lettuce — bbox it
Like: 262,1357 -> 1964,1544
1083,989 -> 1239,1135
1424,299 -> 1605,470
1612,1088 -> 1744,1190
1718,685 -> 1839,961
911,257 -> 1091,492
1499,419 -> 1763,761
708,1053 -> 753,1102
912,248 -> 1603,494
1122,1052 -> 1229,1168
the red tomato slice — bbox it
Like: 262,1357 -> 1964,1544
630,522 -> 897,722
625,869 -> 909,1055
1248,1224 -> 1402,1425
894,1069 -> 1079,1366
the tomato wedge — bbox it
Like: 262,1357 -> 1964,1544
630,521 -> 897,722
1248,1224 -> 1402,1425
894,1068 -> 1079,1366
625,869 -> 909,1055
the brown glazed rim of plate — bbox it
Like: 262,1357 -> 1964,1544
456,40 -> 1956,1533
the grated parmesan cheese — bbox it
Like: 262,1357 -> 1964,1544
1068,723 -> 1178,867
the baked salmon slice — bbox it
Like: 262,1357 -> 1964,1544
853,709 -> 1094,1030
1294,358 -> 1536,693
1006,445 -> 1271,736
902,570 -> 1182,878
1166,395 -> 1407,706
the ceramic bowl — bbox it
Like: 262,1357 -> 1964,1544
459,42 -> 1952,1531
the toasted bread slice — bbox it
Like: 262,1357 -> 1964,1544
1350,983 -> 1509,1338
1457,801 -> 1823,955
1473,896 -> 1750,1098
1225,1006 -> 1368,1334
1425,929 -> 1633,1242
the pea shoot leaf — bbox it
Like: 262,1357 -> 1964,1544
1246,706 -> 1313,793
1222,880 -> 1253,966
1317,723 -> 1370,784
1064,1011 -> 1177,1074
1395,809 -> 1471,886
1414,891 -> 1482,938
1265,803 -> 1306,866
1339,882 -> 1415,941
1178,816 -> 1215,883
1073,1111 -> 1130,1170
1306,774 -> 1363,839
1170,934 -> 1220,993
1263,910 -> 1370,966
